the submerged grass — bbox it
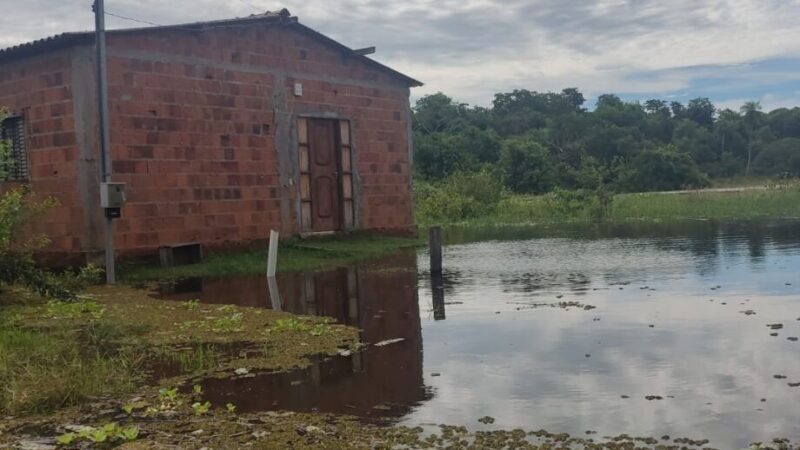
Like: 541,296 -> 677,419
120,235 -> 421,282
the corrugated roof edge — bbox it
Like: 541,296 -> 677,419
0,11 -> 423,87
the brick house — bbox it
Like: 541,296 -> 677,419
0,9 -> 421,263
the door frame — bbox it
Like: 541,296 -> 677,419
296,113 -> 357,235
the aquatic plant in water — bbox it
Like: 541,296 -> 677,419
56,423 -> 139,446
192,401 -> 211,416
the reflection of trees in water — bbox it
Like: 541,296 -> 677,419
689,228 -> 721,276
743,222 -> 766,261
438,220 -> 800,298
625,220 -> 800,275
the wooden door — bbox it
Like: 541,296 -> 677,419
308,118 -> 341,232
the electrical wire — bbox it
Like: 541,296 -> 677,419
104,10 -> 162,27
237,0 -> 262,12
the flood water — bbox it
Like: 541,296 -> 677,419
157,220 -> 800,448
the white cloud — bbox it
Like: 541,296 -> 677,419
2,0 -> 800,106
715,91 -> 800,113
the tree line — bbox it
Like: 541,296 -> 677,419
412,89 -> 800,193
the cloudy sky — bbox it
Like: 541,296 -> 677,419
3,0 -> 800,110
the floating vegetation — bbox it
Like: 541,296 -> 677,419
9,406 -> 779,450
56,423 -> 139,446
511,300 -> 597,311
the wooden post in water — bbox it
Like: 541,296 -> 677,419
267,230 -> 279,277
429,226 -> 443,274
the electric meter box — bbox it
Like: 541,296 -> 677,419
100,182 -> 126,209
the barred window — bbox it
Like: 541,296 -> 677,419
0,115 -> 28,181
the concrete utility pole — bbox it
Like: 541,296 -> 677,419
93,0 -> 116,284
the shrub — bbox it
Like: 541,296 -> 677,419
617,145 -> 709,192
499,136 -> 556,193
0,188 -> 74,301
545,185 -> 613,222
415,170 -> 506,223
0,107 -> 13,179
413,132 -> 477,180
753,138 -> 800,177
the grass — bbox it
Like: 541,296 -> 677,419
612,186 -> 800,220
0,305 -> 140,415
121,235 -> 421,282
422,185 -> 800,228
709,176 -> 800,189
0,233 -> 411,415
0,282 -> 360,416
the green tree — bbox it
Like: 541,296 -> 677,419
766,107 -> 800,139
410,87 -> 800,191
491,89 -> 548,135
715,109 -> 742,154
644,99 -> 671,116
619,145 -> 709,192
594,94 -> 646,128
740,101 -> 763,176
686,97 -> 716,128
670,101 -> 687,120
673,120 -> 716,173
499,137 -> 556,193
753,138 -> 800,176
413,132 -> 475,180
560,88 -> 587,112
412,93 -> 470,134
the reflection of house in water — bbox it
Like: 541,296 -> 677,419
157,253 -> 430,418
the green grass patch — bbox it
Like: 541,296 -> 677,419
0,311 -> 141,415
611,187 -> 800,221
420,186 -> 800,228
0,281 -> 362,416
709,176 -> 800,189
120,235 -> 421,283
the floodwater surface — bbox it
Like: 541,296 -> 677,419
158,220 -> 800,448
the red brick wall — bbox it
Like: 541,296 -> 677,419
0,21 -> 415,259
0,51 -> 87,256
103,23 -> 414,253
104,46 -> 279,252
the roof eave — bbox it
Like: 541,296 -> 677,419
0,15 -> 423,87
291,22 -> 422,87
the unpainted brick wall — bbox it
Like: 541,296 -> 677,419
103,24 -> 414,253
0,21 -> 415,260
0,51 -> 86,256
